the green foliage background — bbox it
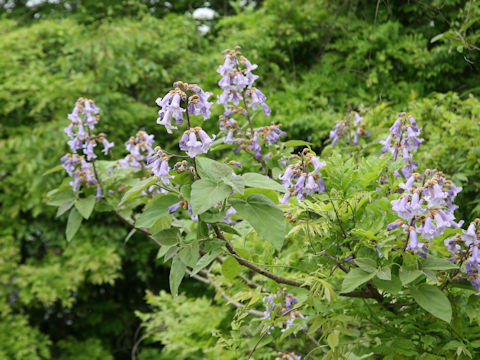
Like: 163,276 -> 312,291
0,0 -> 479,358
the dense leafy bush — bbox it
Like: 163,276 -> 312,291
1,0 -> 479,358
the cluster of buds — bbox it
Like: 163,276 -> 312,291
61,98 -> 114,196
262,292 -> 305,333
175,81 -> 213,120
118,130 -> 155,169
174,160 -> 192,173
278,149 -> 326,204
258,123 -> 287,146
217,47 -> 270,116
329,111 -> 370,146
276,352 -> 301,360
179,127 -> 215,158
380,112 -> 423,178
146,147 -> 173,185
155,82 -> 213,134
388,170 -> 463,255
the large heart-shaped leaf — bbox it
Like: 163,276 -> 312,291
229,194 -> 285,251
190,179 -> 232,215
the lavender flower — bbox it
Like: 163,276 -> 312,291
61,98 -> 112,195
118,130 -> 155,170
380,113 -> 423,178
187,85 -> 213,120
278,149 -> 326,203
146,147 -> 173,185
217,48 -> 270,116
179,127 -> 215,158
258,123 -> 286,145
446,221 -> 480,294
329,111 -> 370,146
156,89 -> 185,133
389,170 -> 462,255
275,352 -> 301,360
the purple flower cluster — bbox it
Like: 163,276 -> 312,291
276,352 -> 302,360
278,150 -> 326,204
217,47 -> 270,116
388,170 -> 462,255
262,293 -> 305,333
220,117 -> 285,161
444,221 -> 480,293
146,147 -> 173,185
64,98 -> 114,159
329,111 -> 370,146
118,130 -> 155,169
61,98 -> 114,196
156,82 -> 213,133
258,123 -> 287,146
380,112 -> 423,178
179,127 -> 215,158
60,154 -> 102,197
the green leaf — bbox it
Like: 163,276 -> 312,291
422,255 -> 458,271
196,157 -> 232,180
197,221 -> 209,240
229,194 -> 285,251
66,208 -> 83,242
75,195 -> 96,219
373,275 -> 402,294
222,256 -> 242,280
169,257 -> 186,297
119,177 -> 157,205
190,179 -> 232,215
42,164 -> 64,176
242,173 -> 286,193
135,194 -> 179,228
410,284 -> 452,323
196,157 -> 244,194
199,209 -> 226,223
180,184 -> 191,202
191,249 -> 224,276
341,268 -> 376,293
376,267 -> 391,280
216,223 -> 241,236
327,332 -> 339,349
149,215 -> 172,234
399,267 -> 423,285
152,228 -> 180,246
354,258 -> 377,273
56,200 -> 74,218
124,228 -> 136,243
430,33 -> 445,43
225,176 -> 245,195
179,241 -> 199,267
284,140 -> 312,147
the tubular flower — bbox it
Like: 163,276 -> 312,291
329,111 -> 370,146
380,112 -> 424,178
179,127 -> 215,158
61,98 -> 113,195
278,149 -> 326,204
388,170 -> 463,256
146,147 -> 173,185
156,88 -> 186,133
217,47 -> 270,116
118,130 -> 155,169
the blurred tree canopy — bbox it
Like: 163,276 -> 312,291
0,0 -> 478,358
